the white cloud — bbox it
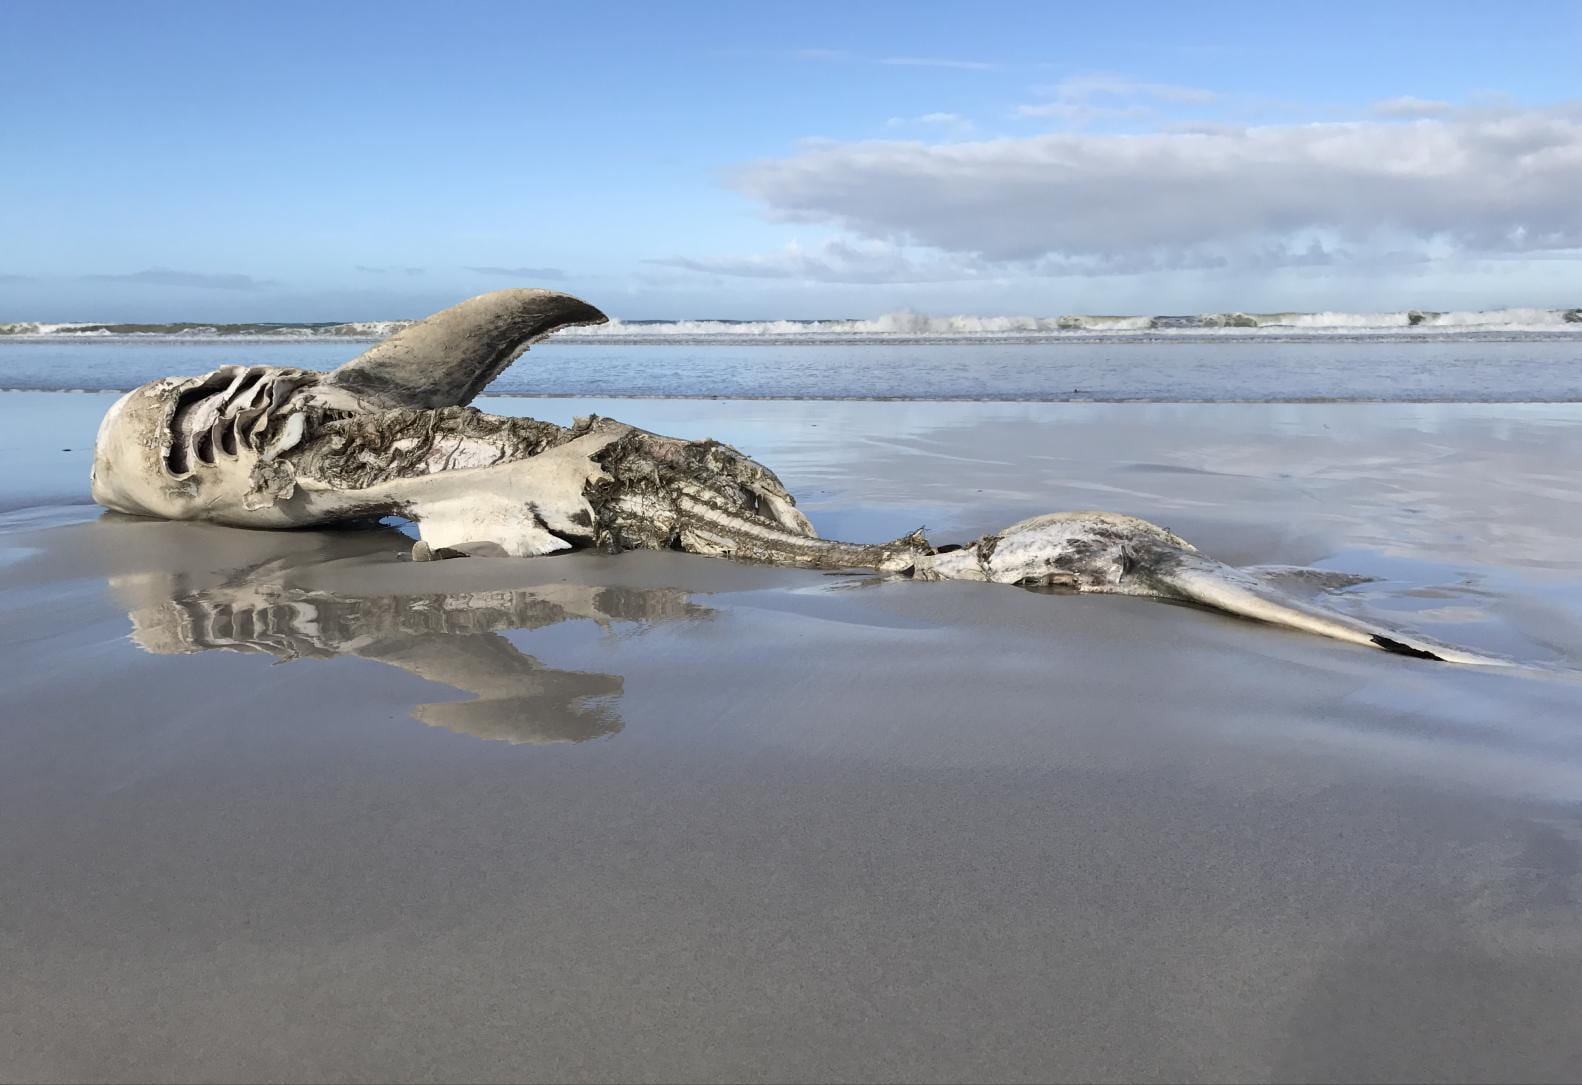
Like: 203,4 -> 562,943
1047,74 -> 1218,104
1016,101 -> 1153,122
728,104 -> 1582,264
82,268 -> 272,290
1370,96 -> 1455,118
650,238 -> 1361,285
886,112 -> 974,133
1018,74 -> 1218,120
650,240 -> 984,284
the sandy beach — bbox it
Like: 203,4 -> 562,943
4,391 -> 1582,1083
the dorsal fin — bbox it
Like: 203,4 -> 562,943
325,288 -> 607,408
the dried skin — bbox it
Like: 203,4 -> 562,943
591,429 -> 928,571
291,407 -> 577,492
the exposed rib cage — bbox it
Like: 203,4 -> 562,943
164,365 -> 327,476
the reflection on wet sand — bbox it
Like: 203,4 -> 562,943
113,564 -> 710,744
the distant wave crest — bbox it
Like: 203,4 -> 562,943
0,320 -> 416,339
580,307 -> 1582,339
2,308 -> 1578,342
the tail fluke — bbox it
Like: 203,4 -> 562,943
1138,549 -> 1514,667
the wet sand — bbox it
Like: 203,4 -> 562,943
3,392 -> 1582,1083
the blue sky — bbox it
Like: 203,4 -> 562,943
2,0 -> 1580,320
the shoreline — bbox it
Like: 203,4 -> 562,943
14,386 -> 1582,404
8,336 -> 1580,402
5,330 -> 1582,347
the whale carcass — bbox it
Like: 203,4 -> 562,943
90,289 -> 1509,665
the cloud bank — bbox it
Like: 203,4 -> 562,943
653,237 -> 1367,285
726,104 -> 1582,267
651,240 -> 992,283
81,268 -> 272,290
1016,75 -> 1218,121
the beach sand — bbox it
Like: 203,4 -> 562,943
3,392 -> 1582,1083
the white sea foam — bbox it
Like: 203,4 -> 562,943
0,322 -> 106,336
327,320 -> 415,337
1,308 -> 1577,341
1419,307 -> 1575,328
1192,308 -> 1581,331
575,311 -> 1160,337
565,307 -> 1582,340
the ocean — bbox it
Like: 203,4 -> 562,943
2,305 -> 1581,402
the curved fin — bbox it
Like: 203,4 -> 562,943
1138,549 -> 1513,667
326,288 -> 607,408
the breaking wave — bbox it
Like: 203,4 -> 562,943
0,320 -> 416,339
579,312 -> 1161,337
2,308 -> 1578,342
578,307 -> 1582,340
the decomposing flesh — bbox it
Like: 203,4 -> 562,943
90,288 -> 1510,666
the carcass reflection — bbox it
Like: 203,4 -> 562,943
114,562 -> 709,744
